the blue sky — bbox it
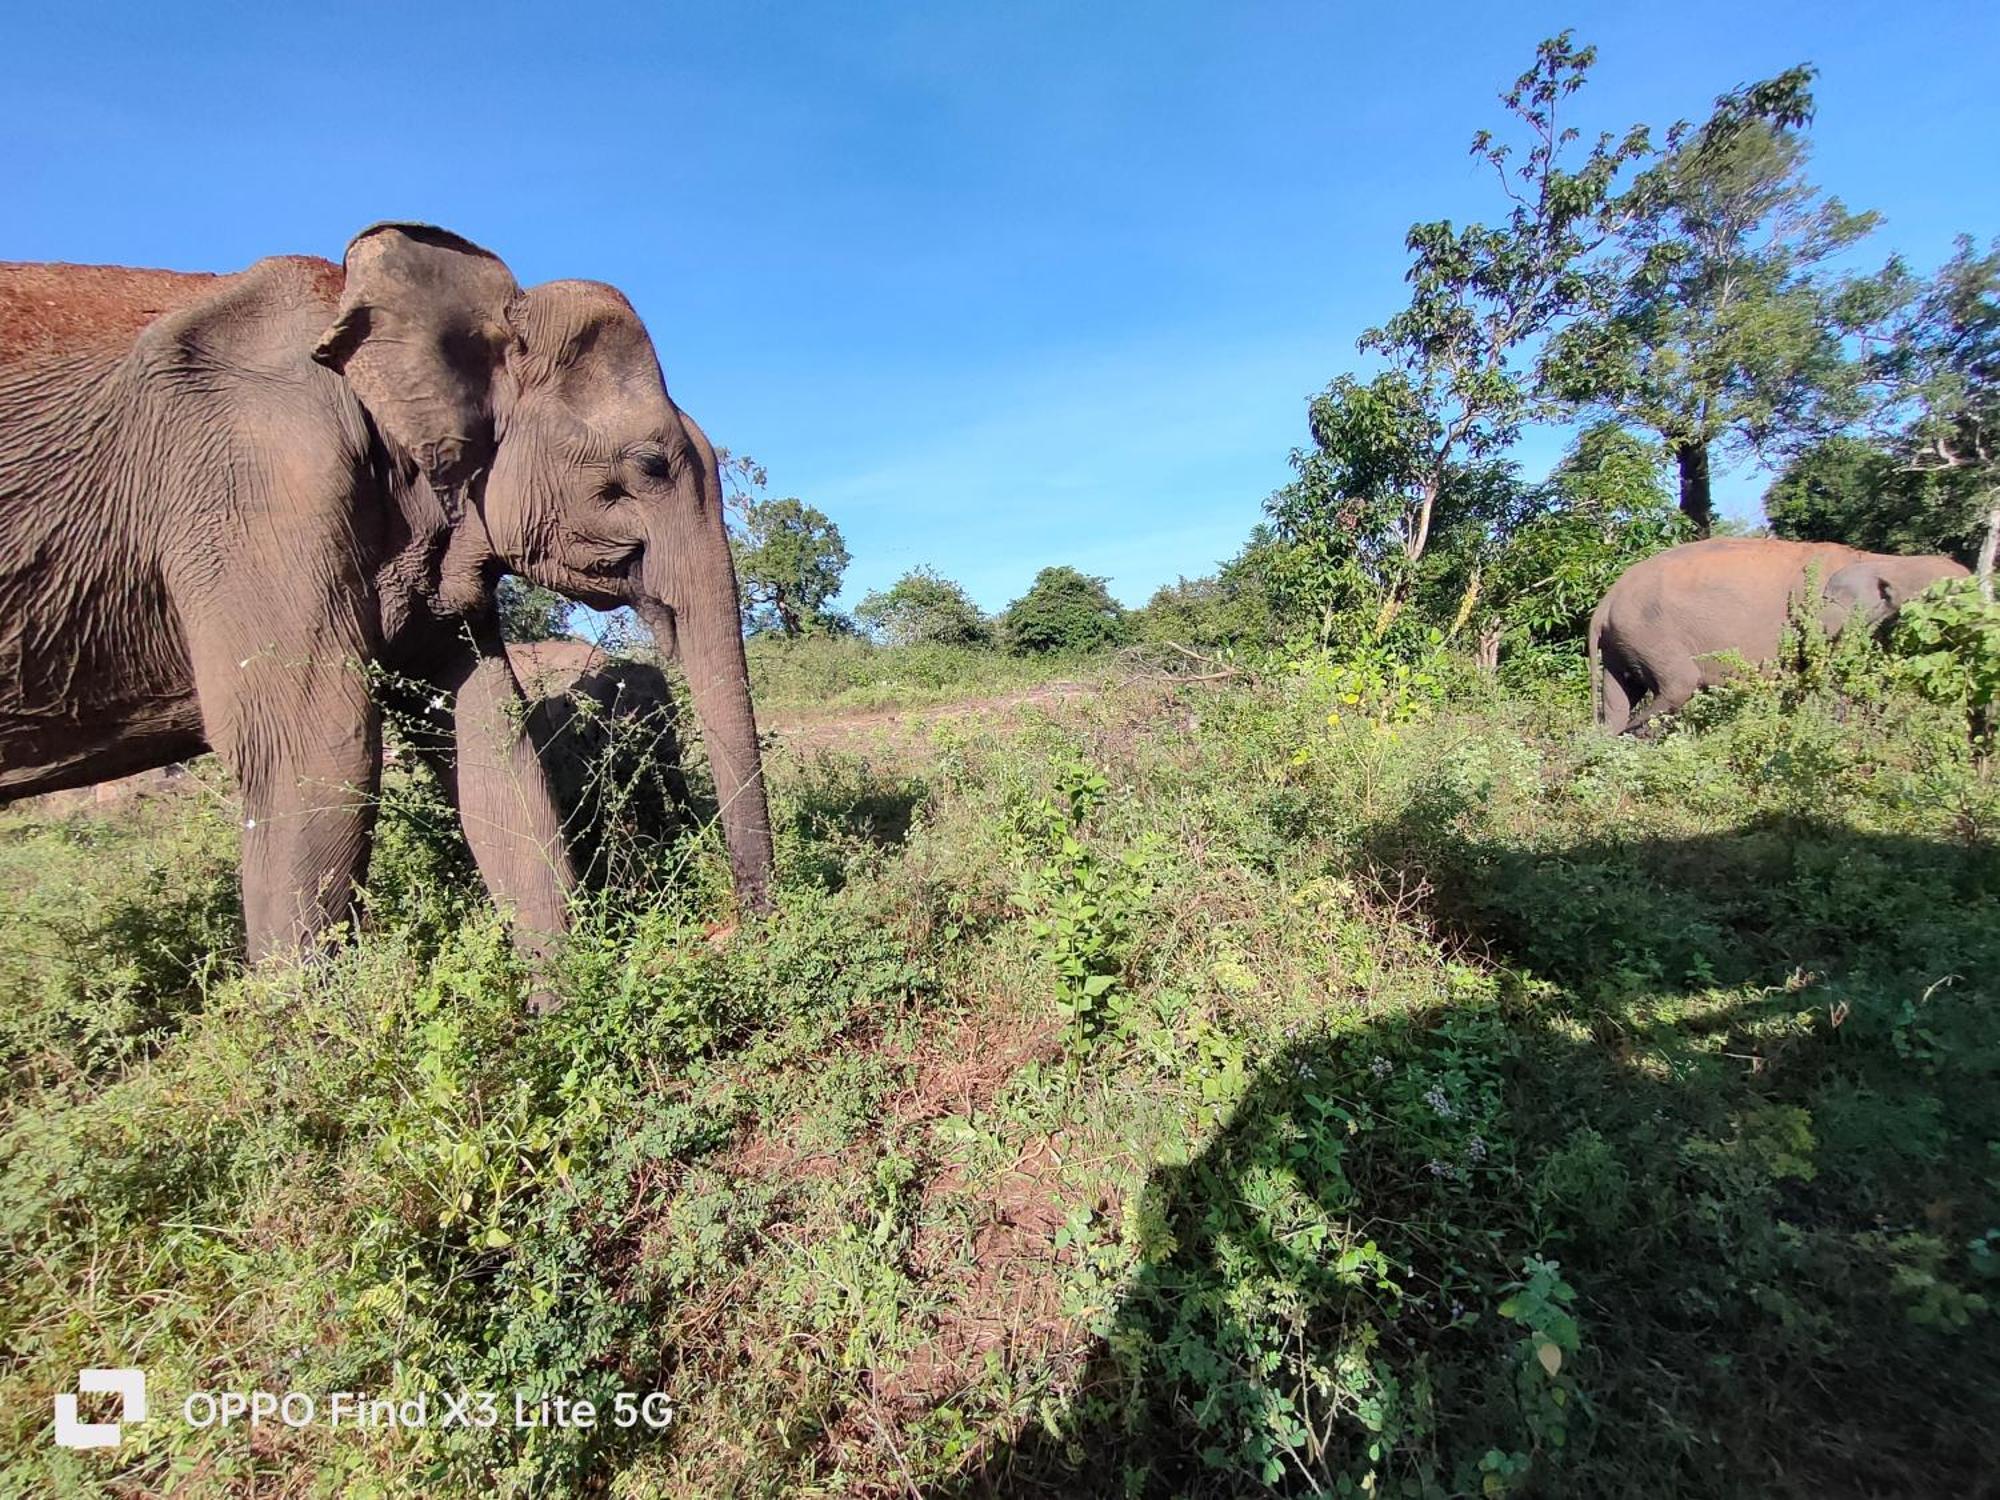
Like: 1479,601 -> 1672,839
5,1 -> 1994,612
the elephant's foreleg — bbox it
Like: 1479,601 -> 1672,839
192,637 -> 382,960
430,630 -> 577,954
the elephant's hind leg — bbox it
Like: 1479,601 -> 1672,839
1624,662 -> 1702,738
1598,664 -> 1635,735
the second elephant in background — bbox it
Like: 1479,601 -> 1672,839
1817,553 -> 1975,638
1590,537 -> 1970,735
505,641 -> 694,885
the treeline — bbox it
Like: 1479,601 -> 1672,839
509,32 -> 1995,683
1230,34 -> 1997,677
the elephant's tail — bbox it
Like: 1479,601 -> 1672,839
1588,597 -> 1608,728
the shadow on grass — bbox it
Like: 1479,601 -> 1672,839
778,753 -> 929,892
939,819 -> 2000,1498
1360,807 -> 2000,1012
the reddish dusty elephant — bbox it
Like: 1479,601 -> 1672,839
0,224 -> 773,964
1589,537 -> 1969,734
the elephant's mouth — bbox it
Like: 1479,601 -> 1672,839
576,541 -> 643,579
528,541 -> 641,612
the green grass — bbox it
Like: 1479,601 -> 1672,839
748,636 -> 1097,715
1,650 -> 1996,1496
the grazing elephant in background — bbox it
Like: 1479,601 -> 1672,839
1818,554 -> 1972,639
0,224 -> 774,966
1589,537 -> 1969,735
503,639 -> 692,881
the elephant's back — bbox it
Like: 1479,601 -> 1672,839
506,639 -> 610,698
0,263 -> 222,365
507,640 -> 676,719
1606,537 -> 1865,663
1613,538 -> 1862,611
0,256 -> 343,367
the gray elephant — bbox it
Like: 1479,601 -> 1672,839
1817,555 -> 1972,639
0,224 -> 773,964
1590,537 -> 1969,734
503,639 -> 692,882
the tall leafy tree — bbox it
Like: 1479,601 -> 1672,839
855,567 -> 992,647
998,567 -> 1130,655
1268,33 -> 1648,644
1416,428 -> 1685,671
1765,435 -> 1986,561
1869,236 -> 2000,593
1549,421 -> 1675,515
732,496 -> 851,638
1485,425 -> 1687,648
715,446 -> 769,506
1542,66 -> 1889,534
716,444 -> 849,640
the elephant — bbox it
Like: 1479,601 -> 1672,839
1589,537 -> 1969,734
0,223 -> 774,966
1818,554 -> 1972,639
502,639 -> 692,882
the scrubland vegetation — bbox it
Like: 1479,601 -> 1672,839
6,26 -> 1999,1500
748,637 -> 1092,718
4,624 -> 1998,1497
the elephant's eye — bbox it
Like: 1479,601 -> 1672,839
628,446 -> 676,486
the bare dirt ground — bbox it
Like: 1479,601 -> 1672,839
12,764 -> 198,815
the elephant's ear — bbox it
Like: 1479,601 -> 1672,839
1853,566 -> 1894,610
312,224 -> 521,495
1824,563 -> 1893,633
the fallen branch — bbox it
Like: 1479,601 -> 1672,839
1115,640 -> 1261,687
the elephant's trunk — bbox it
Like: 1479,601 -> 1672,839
637,499 -> 774,914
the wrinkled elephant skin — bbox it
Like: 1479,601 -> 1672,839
1589,537 -> 1969,735
0,225 -> 774,968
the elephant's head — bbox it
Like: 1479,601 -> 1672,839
1820,553 -> 1973,639
312,223 -> 773,911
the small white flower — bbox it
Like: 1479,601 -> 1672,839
1465,1135 -> 1488,1163
1369,1056 -> 1393,1079
239,659 -> 251,669
429,695 -> 448,712
1424,1087 -> 1457,1120
245,818 -> 257,830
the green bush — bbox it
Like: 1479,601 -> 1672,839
1891,576 -> 2000,736
854,566 -> 994,647
998,565 -> 1134,655
4,642 -> 1996,1496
